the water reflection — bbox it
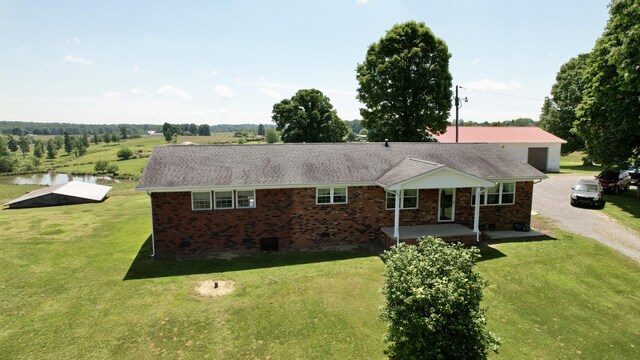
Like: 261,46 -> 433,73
0,173 -> 114,186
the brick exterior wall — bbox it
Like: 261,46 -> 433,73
150,182 -> 534,256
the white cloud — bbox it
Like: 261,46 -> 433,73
103,92 -> 123,99
74,37 -> 81,46
214,84 -> 236,99
472,58 -> 481,66
259,87 -> 282,99
210,69 -> 218,76
356,0 -> 370,4
461,79 -> 521,91
129,88 -> 150,97
157,85 -> 192,100
63,55 -> 93,65
185,108 -> 230,116
131,64 -> 139,72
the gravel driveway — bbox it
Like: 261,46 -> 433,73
532,174 -> 640,262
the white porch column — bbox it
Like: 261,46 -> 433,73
393,189 -> 400,246
473,187 -> 481,243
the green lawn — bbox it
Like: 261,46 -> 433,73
557,151 -> 602,176
1,183 -> 639,359
602,190 -> 640,233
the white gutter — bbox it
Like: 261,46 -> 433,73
147,192 -> 155,257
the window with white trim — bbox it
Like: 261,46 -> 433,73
386,189 -> 419,210
472,182 -> 516,206
316,187 -> 348,204
236,190 -> 256,208
191,191 -> 212,210
214,191 -> 234,209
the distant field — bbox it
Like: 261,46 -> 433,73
177,133 -> 255,144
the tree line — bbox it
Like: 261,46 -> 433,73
540,0 -> 639,167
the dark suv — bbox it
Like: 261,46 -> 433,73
595,170 -> 631,194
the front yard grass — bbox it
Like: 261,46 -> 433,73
602,190 -> 640,233
558,151 -> 602,176
1,183 -> 639,359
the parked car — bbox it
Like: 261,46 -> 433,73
571,179 -> 604,208
595,170 -> 631,194
628,168 -> 639,186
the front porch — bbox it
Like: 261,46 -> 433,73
381,224 -> 476,245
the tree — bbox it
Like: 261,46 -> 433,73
93,133 -> 100,144
540,54 -> 589,156
257,124 -> 265,136
33,141 -> 44,158
359,128 -> 369,136
576,0 -> 640,167
73,137 -> 87,157
103,133 -> 112,145
0,156 -> 16,173
265,128 -> 279,143
116,148 -> 133,160
272,89 -> 348,143
63,132 -> 73,155
106,163 -> 119,174
46,139 -> 57,159
18,136 -> 30,158
7,135 -> 18,153
82,131 -> 91,148
119,126 -> 128,140
111,133 -> 120,144
198,124 -> 211,136
94,160 -> 109,173
381,237 -> 500,359
356,21 -> 453,141
53,136 -> 64,150
188,123 -> 198,134
0,136 -> 8,157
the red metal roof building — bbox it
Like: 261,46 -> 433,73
433,126 -> 566,172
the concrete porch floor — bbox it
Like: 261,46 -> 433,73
381,224 -> 475,240
483,229 -> 546,240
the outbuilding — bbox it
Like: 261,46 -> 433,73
433,126 -> 566,172
4,181 -> 112,209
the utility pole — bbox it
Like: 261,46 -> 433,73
454,85 -> 467,143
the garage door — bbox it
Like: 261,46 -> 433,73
527,147 -> 548,171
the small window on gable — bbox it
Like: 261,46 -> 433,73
192,191 -> 211,210
236,190 -> 256,208
214,191 -> 234,209
316,187 -> 348,204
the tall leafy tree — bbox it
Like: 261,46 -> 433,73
7,135 -> 18,153
265,128 -> 279,143
81,131 -> 90,148
188,123 -> 198,134
356,21 -> 452,141
0,136 -> 9,157
257,124 -> 265,136
119,126 -> 128,140
272,89 -> 348,143
540,54 -> 589,156
198,124 -> 211,136
63,132 -> 73,155
46,139 -> 57,159
576,0 -> 640,166
33,141 -> 45,158
93,133 -> 100,144
17,136 -> 30,158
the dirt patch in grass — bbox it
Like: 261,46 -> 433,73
195,280 -> 235,298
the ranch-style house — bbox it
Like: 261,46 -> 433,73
137,142 -> 546,256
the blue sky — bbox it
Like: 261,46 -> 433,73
0,0 -> 609,125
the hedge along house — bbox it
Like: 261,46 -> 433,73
137,142 -> 546,256
433,126 -> 567,172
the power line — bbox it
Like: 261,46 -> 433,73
462,87 -> 542,101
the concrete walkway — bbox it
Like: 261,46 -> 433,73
381,224 -> 474,240
533,174 -> 640,262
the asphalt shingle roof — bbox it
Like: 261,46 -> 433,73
137,142 -> 545,190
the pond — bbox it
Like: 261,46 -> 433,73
0,173 -> 115,186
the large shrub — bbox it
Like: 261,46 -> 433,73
381,237 -> 500,359
116,148 -> 133,160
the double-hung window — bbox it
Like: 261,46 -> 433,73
472,182 -> 516,206
386,189 -> 419,210
316,187 -> 348,204
214,191 -> 234,209
192,191 -> 212,210
236,190 -> 256,208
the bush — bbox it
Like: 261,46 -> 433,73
0,156 -> 16,173
94,160 -> 109,173
116,148 -> 134,160
381,237 -> 500,359
106,163 -> 119,175
265,128 -> 279,144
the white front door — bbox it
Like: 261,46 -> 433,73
438,188 -> 456,222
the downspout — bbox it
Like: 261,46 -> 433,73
473,187 -> 482,243
147,192 -> 156,257
393,189 -> 400,246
